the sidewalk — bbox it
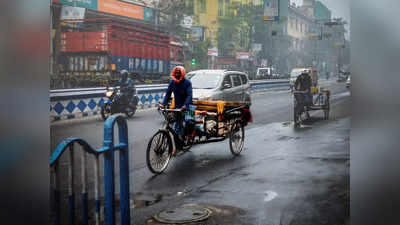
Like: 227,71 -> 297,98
130,117 -> 350,225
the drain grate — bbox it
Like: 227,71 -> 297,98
153,205 -> 212,224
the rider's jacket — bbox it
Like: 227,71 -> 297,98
162,78 -> 193,109
294,74 -> 312,92
118,77 -> 135,95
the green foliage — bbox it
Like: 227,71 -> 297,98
217,3 -> 267,57
189,38 -> 212,70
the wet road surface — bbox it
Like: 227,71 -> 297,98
50,79 -> 350,225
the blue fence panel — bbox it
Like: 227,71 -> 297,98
50,115 -> 131,225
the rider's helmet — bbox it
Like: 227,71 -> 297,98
120,69 -> 129,80
171,66 -> 186,83
300,70 -> 309,78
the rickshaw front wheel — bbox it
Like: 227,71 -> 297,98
146,130 -> 173,174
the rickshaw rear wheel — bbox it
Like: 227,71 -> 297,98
146,130 -> 173,174
229,122 -> 245,156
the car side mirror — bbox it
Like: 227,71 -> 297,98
223,83 -> 231,89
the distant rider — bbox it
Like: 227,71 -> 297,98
117,69 -> 135,106
294,71 -> 313,106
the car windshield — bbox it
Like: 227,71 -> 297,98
190,72 -> 222,89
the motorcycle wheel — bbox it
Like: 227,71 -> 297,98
146,130 -> 173,174
101,103 -> 112,121
125,106 -> 136,118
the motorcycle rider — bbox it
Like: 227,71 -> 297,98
117,69 -> 135,107
294,70 -> 313,106
160,66 -> 193,141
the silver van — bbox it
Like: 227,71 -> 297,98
187,70 -> 251,105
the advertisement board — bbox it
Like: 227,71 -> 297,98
60,6 -> 86,20
191,26 -> 204,41
119,0 -> 154,7
98,0 -> 144,20
208,48 -> 218,57
181,16 -> 193,29
58,0 -> 98,11
143,8 -> 153,21
263,0 -> 279,21
236,52 -> 250,60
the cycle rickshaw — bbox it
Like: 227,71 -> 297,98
146,100 -> 252,174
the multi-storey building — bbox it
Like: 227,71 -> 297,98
191,0 -> 262,48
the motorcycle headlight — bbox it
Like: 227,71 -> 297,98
106,91 -> 113,97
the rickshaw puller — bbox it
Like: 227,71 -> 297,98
160,66 -> 194,139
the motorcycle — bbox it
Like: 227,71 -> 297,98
101,86 -> 139,120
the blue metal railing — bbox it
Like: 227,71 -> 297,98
50,115 -> 131,225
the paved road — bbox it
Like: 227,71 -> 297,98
51,79 -> 349,170
50,79 -> 350,225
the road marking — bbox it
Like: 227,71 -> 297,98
264,190 -> 278,202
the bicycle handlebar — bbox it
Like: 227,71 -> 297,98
158,107 -> 183,112
292,90 -> 309,94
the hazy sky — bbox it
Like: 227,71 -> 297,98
291,0 -> 350,39
291,0 -> 350,23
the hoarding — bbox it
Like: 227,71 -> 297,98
98,0 -> 144,20
143,8 -> 154,21
263,0 -> 279,21
60,6 -> 86,20
191,26 -> 204,41
236,52 -> 250,60
58,0 -> 98,11
119,0 -> 155,7
181,16 -> 193,29
208,48 -> 218,56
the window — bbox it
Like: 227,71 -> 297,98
232,74 -> 242,87
240,74 -> 248,84
300,23 -> 303,32
218,0 -> 223,16
200,0 -> 206,13
222,75 -> 232,88
225,0 -> 230,15
296,19 -> 298,31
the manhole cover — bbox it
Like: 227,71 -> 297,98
153,205 -> 212,224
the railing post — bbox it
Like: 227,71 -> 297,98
118,118 -> 130,225
81,151 -> 88,225
68,143 -> 75,225
52,165 -> 60,225
103,140 -> 115,225
94,155 -> 101,225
